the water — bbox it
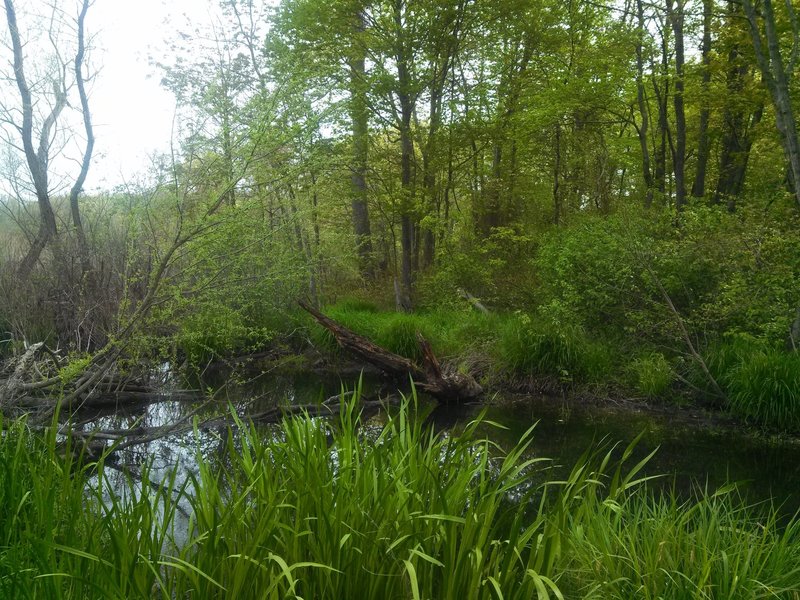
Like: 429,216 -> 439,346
79,368 -> 800,519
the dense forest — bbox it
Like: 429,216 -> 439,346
1,0 -> 800,597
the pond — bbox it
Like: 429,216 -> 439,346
81,367 -> 800,520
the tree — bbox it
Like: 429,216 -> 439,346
1,0 -> 95,279
348,5 -> 374,277
667,0 -> 686,210
742,0 -> 800,208
690,0 -> 712,198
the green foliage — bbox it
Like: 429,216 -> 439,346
725,350 -> 800,429
560,485 -> 800,598
57,354 -> 92,385
533,207 -> 800,350
177,305 -> 275,364
629,353 -> 674,398
152,203 -> 312,364
4,397 -> 800,598
703,337 -> 800,429
497,313 -> 613,383
417,228 -> 537,310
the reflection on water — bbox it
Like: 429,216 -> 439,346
78,369 -> 800,531
453,397 -> 800,515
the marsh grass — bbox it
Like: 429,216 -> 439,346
726,351 -> 800,429
561,484 -> 800,599
496,316 -> 614,384
319,302 -> 617,386
629,352 -> 675,397
2,392 -> 800,598
705,337 -> 800,429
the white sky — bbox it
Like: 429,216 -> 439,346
85,0 -> 218,191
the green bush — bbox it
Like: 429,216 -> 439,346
177,305 -> 275,364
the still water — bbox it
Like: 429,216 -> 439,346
82,369 -> 800,518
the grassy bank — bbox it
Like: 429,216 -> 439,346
2,393 -> 800,598
304,299 -> 800,431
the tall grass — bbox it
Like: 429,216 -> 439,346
3,393 -> 800,598
0,416 -> 183,598
726,351 -> 800,429
705,337 -> 800,429
561,485 -> 800,599
496,315 -> 614,384
317,301 -> 618,385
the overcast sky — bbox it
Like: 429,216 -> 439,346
85,0 -> 217,191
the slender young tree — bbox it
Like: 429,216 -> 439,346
667,0 -> 686,211
348,5 -> 374,277
691,0 -> 713,198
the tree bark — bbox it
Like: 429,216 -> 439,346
553,122 -> 562,225
5,0 -> 60,279
669,0 -> 687,210
652,37 -> 670,199
742,0 -> 800,209
691,0 -> 712,199
635,0 -> 654,207
394,0 -> 415,309
349,8 -> 374,278
69,0 -> 95,276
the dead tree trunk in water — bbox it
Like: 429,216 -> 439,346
299,300 -> 482,403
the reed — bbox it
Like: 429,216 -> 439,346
3,392 -> 800,598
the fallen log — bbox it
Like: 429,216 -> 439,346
299,300 -> 483,403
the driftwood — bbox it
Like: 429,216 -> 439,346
58,392 -> 391,457
299,300 -> 483,403
0,342 -> 196,422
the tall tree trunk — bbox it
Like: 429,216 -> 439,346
395,0 -> 414,310
5,0 -> 61,279
69,0 -> 95,277
635,0 -> 654,207
669,0 -> 687,211
742,0 -> 800,208
349,8 -> 374,278
481,37 -> 532,235
553,122 -> 562,225
652,33 -> 670,200
715,82 -> 763,211
691,0 -> 712,199
420,0 -> 464,268
421,86 -> 442,270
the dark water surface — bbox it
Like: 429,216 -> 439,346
84,369 -> 800,517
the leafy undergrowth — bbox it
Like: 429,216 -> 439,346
3,392 -> 800,598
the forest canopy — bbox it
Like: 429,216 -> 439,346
0,0 -> 797,426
